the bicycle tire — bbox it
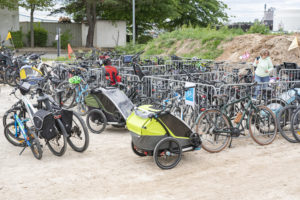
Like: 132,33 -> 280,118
67,111 -> 89,152
46,120 -> 68,156
29,130 -> 43,160
4,68 -> 15,86
86,109 -> 107,134
195,109 -> 231,153
277,105 -> 299,143
56,81 -> 76,108
291,107 -> 300,142
131,141 -> 146,157
249,105 -> 277,145
4,122 -> 26,147
153,137 -> 182,170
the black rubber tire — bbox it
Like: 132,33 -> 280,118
249,105 -> 277,145
46,120 -> 68,156
56,81 -> 76,108
277,105 -> 299,143
29,130 -> 43,160
131,141 -> 146,157
4,122 -> 26,147
4,68 -> 15,86
86,109 -> 107,134
153,137 -> 182,170
195,109 -> 231,153
3,106 -> 22,127
291,108 -> 300,142
67,111 -> 89,152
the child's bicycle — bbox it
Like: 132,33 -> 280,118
195,82 -> 277,153
57,75 -> 94,116
4,111 -> 42,159
4,82 -> 43,159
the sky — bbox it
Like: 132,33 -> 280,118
223,0 -> 300,23
19,0 -> 300,23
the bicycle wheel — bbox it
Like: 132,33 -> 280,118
4,122 -> 26,147
67,111 -> 89,152
131,141 -> 146,157
3,107 -> 23,127
4,68 -> 15,86
277,105 -> 299,143
249,105 -> 277,145
153,137 -> 182,170
86,109 -> 107,134
57,81 -> 76,108
195,109 -> 231,153
46,122 -> 68,156
291,108 -> 300,142
28,129 -> 43,160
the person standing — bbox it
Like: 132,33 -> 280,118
253,49 -> 273,98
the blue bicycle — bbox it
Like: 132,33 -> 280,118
4,110 -> 43,160
57,76 -> 89,116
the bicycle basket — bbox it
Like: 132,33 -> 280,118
33,110 -> 57,140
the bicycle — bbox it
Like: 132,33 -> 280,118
195,83 -> 277,153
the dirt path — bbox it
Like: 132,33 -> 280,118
0,85 -> 300,200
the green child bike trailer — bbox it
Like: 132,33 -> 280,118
126,105 -> 201,169
85,87 -> 134,133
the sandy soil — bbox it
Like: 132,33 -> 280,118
1,85 -> 300,200
217,33 -> 300,65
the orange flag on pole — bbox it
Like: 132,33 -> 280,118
68,43 -> 73,59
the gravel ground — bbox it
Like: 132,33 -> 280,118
0,85 -> 300,200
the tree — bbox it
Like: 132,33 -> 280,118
85,0 -> 98,47
0,0 -> 18,9
167,0 -> 228,29
55,0 -> 229,45
19,0 -> 53,47
55,0 -> 102,47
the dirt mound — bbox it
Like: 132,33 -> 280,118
217,33 -> 300,65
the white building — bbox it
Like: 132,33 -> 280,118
273,9 -> 300,32
82,20 -> 126,48
0,8 -> 19,42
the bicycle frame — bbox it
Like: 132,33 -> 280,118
14,113 -> 31,147
218,96 -> 257,134
21,95 -> 37,125
75,83 -> 89,103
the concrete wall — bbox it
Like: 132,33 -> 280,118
0,8 -> 19,43
82,20 -> 126,48
20,22 -> 82,47
273,9 -> 300,32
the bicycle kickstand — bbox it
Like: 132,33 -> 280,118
228,137 -> 233,148
19,146 -> 27,156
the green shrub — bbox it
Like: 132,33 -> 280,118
137,35 -> 153,44
61,30 -> 72,49
248,22 -> 270,34
10,30 -> 23,48
27,23 -> 48,47
52,30 -> 72,49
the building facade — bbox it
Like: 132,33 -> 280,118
0,8 -> 19,42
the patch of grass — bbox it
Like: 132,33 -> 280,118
116,26 -> 245,59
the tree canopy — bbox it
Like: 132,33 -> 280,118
56,0 -> 228,42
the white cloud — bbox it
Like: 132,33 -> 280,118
222,0 -> 300,22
